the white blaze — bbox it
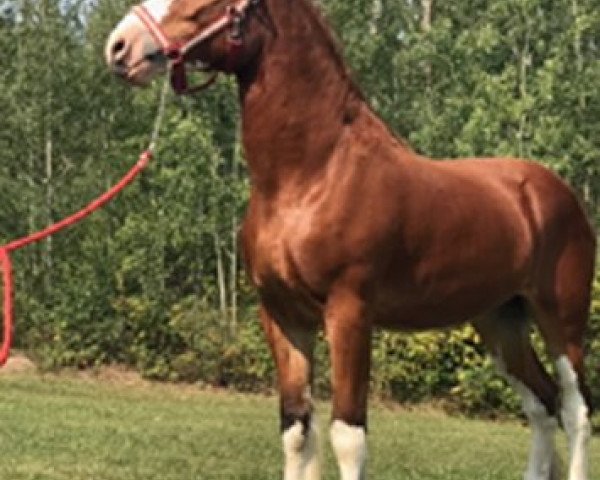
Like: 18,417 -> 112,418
105,0 -> 174,67
142,0 -> 174,21
108,0 -> 173,48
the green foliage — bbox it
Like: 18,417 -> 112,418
168,297 -> 274,388
371,327 -> 520,414
0,0 -> 598,415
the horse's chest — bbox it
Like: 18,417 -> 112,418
251,234 -> 295,287
242,213 -> 328,324
242,207 -> 331,297
240,206 -> 286,279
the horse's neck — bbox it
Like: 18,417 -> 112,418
238,0 -> 362,196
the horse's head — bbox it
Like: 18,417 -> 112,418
105,0 -> 264,89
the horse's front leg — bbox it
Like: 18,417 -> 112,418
260,306 -> 321,480
326,288 -> 371,480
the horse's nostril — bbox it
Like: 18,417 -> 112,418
112,39 -> 126,57
109,38 -> 130,70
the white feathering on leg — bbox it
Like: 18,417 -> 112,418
493,356 -> 560,480
330,420 -> 366,480
519,386 -> 560,480
555,356 -> 591,480
282,418 -> 321,480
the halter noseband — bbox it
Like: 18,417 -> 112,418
132,0 -> 259,94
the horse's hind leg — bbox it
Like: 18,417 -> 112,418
533,304 -> 592,480
260,307 -> 321,480
474,298 -> 561,480
529,233 -> 595,480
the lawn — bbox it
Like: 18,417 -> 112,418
0,367 -> 598,480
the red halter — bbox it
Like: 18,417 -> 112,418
132,0 -> 257,94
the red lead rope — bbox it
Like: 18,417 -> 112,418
0,71 -> 170,366
0,150 -> 153,366
0,248 -> 13,365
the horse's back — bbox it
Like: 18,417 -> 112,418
420,156 -> 594,248
460,157 -> 596,276
369,155 -> 594,328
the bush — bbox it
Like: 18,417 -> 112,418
370,327 -> 519,414
168,296 -> 275,390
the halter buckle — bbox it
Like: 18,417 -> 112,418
165,45 -> 184,63
227,6 -> 245,43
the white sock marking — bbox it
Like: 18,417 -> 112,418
330,420 -> 366,480
519,386 -> 560,480
556,356 -> 591,480
493,356 -> 559,480
282,418 -> 321,480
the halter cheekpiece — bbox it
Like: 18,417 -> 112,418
132,0 -> 260,94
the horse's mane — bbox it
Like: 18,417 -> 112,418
294,0 -> 344,63
292,0 -> 363,97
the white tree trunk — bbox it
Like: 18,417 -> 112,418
229,215 -> 238,335
214,229 -> 228,327
571,0 -> 585,109
421,0 -> 433,33
44,130 -> 53,274
370,0 -> 382,35
228,130 -> 242,335
517,29 -> 531,158
422,0 -> 433,88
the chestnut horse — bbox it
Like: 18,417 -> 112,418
105,0 -> 596,479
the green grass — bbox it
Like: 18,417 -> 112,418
0,371 -> 598,480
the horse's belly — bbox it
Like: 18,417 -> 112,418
371,274 -> 522,330
373,298 -> 493,330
